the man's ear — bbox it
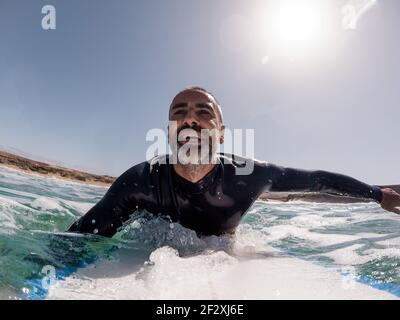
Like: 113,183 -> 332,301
219,125 -> 225,144
167,124 -> 169,142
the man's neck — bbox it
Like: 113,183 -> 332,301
173,163 -> 216,183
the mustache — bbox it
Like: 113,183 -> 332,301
177,123 -> 203,135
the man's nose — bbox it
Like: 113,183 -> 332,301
183,109 -> 199,127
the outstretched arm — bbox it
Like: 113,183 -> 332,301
68,168 -> 139,237
263,163 -> 400,213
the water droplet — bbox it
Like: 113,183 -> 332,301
91,219 -> 96,224
93,229 -> 98,234
237,181 -> 247,187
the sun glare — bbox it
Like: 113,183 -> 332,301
257,0 -> 332,60
273,2 -> 321,48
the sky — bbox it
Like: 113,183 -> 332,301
0,0 -> 399,184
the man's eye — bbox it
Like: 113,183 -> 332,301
173,110 -> 186,116
198,110 -> 213,117
198,110 -> 209,115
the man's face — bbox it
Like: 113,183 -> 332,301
168,89 -> 224,164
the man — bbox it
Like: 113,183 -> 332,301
68,87 -> 400,237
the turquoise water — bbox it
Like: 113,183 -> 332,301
0,166 -> 399,299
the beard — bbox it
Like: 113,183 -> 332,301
169,123 -> 219,166
177,139 -> 214,165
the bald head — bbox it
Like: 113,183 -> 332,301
169,87 -> 224,125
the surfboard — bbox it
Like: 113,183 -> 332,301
38,246 -> 397,300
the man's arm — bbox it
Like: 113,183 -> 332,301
68,167 -> 140,237
264,164 -> 382,201
261,163 -> 400,213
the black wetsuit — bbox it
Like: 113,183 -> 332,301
68,154 -> 383,237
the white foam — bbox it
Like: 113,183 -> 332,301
363,248 -> 400,260
322,244 -> 368,265
0,197 -> 19,234
376,237 -> 400,248
46,246 -> 397,300
61,200 -> 95,214
31,197 -> 66,212
262,224 -> 360,246
44,216 -> 398,300
290,214 -> 348,228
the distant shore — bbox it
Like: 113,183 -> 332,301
0,150 -> 115,187
1,149 -> 397,203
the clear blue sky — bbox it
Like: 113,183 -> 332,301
0,0 -> 399,184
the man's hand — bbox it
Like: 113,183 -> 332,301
380,188 -> 400,214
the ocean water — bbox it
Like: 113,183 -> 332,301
0,166 -> 400,299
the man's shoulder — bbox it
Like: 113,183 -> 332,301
217,154 -> 287,186
110,156 -> 168,190
218,153 -> 278,177
120,155 -> 169,177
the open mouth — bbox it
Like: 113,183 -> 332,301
177,130 -> 202,146
180,135 -> 201,146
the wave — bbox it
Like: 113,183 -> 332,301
1,166 -> 400,299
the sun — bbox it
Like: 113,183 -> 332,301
273,2 -> 321,48
258,0 -> 330,59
